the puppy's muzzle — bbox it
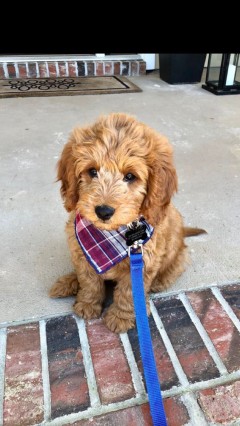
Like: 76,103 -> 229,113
95,205 -> 115,221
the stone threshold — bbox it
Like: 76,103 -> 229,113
0,55 -> 142,63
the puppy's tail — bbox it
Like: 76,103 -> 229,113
49,273 -> 79,298
184,227 -> 207,237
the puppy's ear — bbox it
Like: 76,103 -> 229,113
57,137 -> 79,212
141,137 -> 178,226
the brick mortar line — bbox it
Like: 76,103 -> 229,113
0,328 -> 7,426
137,61 -> 140,75
74,61 -> 78,77
179,292 -> 228,375
39,320 -> 51,422
65,61 -> 69,77
120,61 -> 123,75
151,280 -> 240,300
38,395 -> 148,426
37,369 -> 240,426
181,393 -> 208,426
36,62 -> 40,78
150,300 -> 189,386
45,62 -> 50,78
75,317 -> 101,408
211,287 -> 240,333
161,370 -> 240,398
55,62 -> 60,78
14,63 -> 19,78
119,333 -> 146,397
26,62 -> 29,78
3,63 -> 9,78
0,310 -> 73,329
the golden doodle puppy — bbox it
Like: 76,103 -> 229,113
50,113 -> 205,333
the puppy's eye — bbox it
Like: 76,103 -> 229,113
88,168 -> 98,178
123,173 -> 136,183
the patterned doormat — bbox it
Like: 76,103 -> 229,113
0,76 -> 142,98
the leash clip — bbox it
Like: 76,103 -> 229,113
128,242 -> 143,257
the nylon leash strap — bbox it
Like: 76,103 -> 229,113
129,250 -> 167,426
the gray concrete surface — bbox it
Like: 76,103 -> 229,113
1,71 -> 240,324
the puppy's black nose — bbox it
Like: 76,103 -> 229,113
95,205 -> 115,220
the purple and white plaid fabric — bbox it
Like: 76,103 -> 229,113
75,213 -> 154,274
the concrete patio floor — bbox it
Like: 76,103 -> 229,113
1,70 -> 239,324
1,70 -> 240,425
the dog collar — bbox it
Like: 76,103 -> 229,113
75,212 -> 154,274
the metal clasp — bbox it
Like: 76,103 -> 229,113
128,242 -> 143,257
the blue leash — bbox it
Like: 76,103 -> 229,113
130,251 -> 167,426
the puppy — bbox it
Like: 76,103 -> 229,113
49,113 -> 205,333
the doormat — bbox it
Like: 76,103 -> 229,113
0,76 -> 142,98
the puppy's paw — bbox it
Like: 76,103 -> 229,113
73,301 -> 102,320
103,306 -> 135,333
49,273 -> 79,298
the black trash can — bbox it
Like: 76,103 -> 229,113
159,54 -> 206,84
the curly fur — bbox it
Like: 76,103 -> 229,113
49,113 -> 203,333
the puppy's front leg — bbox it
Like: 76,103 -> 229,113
103,267 -> 154,333
103,275 -> 135,333
74,269 -> 105,320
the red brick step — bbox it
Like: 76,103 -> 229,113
1,282 -> 240,425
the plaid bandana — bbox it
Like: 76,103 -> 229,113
75,212 -> 154,274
